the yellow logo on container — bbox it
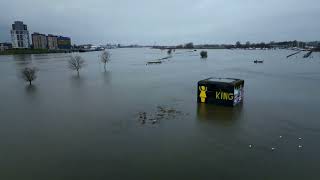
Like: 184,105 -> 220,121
216,91 -> 234,101
199,86 -> 207,103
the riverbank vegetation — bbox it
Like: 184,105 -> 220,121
0,49 -> 72,55
152,41 -> 320,50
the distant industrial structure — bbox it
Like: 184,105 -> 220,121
10,21 -> 30,49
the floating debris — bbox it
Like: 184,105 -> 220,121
158,56 -> 172,60
303,51 -> 313,58
279,135 -> 283,138
271,147 -> 276,151
286,50 -> 302,58
298,145 -> 303,148
254,60 -> 264,63
147,61 -> 162,65
298,137 -> 302,140
146,56 -> 172,65
138,112 -> 147,124
249,144 -> 253,148
137,105 -> 186,126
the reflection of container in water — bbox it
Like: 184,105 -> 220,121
197,78 -> 244,107
197,103 -> 243,122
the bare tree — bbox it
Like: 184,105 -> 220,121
68,55 -> 85,75
21,67 -> 38,85
100,51 -> 111,70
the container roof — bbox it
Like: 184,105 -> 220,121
207,78 -> 236,83
199,77 -> 244,85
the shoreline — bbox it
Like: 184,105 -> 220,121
0,49 -> 75,55
1,47 -> 319,56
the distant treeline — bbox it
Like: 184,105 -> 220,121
153,41 -> 320,50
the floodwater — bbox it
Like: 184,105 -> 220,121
0,49 -> 320,180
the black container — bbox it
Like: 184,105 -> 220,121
197,78 -> 244,106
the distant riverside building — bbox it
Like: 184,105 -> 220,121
306,41 -> 320,48
47,34 -> 58,50
0,42 -> 12,51
57,36 -> 71,49
10,21 -> 30,48
31,32 -> 47,49
78,44 -> 92,49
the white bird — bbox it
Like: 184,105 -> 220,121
249,145 -> 252,148
298,137 -> 302,140
271,147 -> 276,151
298,145 -> 303,148
279,136 -> 282,138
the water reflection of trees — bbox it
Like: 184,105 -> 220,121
102,70 -> 112,84
25,84 -> 37,98
70,74 -> 85,88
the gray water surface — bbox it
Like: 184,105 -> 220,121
0,49 -> 320,180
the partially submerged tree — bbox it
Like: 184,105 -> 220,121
200,51 -> 208,58
185,42 -> 194,49
236,41 -> 241,48
100,51 -> 111,70
21,67 -> 38,85
68,55 -> 85,75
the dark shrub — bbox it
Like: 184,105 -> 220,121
200,51 -> 208,58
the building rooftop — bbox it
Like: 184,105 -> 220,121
32,32 -> 46,36
48,34 -> 58,37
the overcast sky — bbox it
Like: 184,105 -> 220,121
0,0 -> 319,45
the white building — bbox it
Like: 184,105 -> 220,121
10,21 -> 30,49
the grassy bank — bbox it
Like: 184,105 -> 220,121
0,49 -> 73,55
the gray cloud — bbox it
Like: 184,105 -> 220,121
1,0 -> 319,45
